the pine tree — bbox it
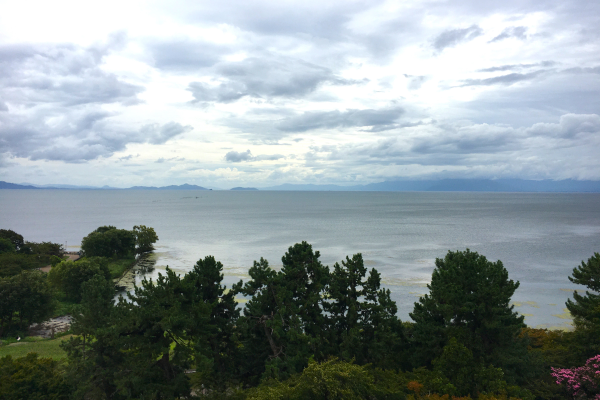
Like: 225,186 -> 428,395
182,256 -> 240,387
410,249 -> 529,383
236,242 -> 330,381
324,254 -> 406,369
566,252 -> 600,359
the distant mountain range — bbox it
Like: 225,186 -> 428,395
129,184 -> 209,190
262,179 -> 600,192
3,179 -> 600,192
0,181 -> 39,189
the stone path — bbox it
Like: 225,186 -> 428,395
39,252 -> 80,273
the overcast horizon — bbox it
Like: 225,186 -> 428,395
1,0 -> 599,188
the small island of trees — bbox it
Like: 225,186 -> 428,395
0,227 -> 599,399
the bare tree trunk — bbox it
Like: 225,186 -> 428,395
259,315 -> 283,358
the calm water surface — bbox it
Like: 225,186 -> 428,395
1,189 -> 599,329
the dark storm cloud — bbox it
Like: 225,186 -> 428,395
459,71 -> 543,87
188,56 -> 358,103
225,149 -> 285,162
432,25 -> 483,51
489,26 -> 527,42
275,107 -> 405,133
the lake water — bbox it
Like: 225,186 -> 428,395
1,189 -> 599,329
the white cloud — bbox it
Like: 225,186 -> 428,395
1,0 -> 599,186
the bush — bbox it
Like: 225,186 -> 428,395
48,258 -> 111,302
0,253 -> 51,278
246,359 -> 377,400
20,241 -> 64,256
0,353 -> 70,400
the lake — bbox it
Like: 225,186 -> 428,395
1,189 -> 599,329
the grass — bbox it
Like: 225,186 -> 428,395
0,335 -> 72,360
53,297 -> 78,318
107,256 -> 136,279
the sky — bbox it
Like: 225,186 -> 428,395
0,0 -> 599,188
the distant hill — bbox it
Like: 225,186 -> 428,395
1,181 -> 210,190
0,181 -> 40,189
21,183 -> 120,189
129,184 -> 209,190
230,187 -> 258,191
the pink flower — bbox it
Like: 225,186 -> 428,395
553,355 -> 600,398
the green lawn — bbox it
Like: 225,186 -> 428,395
107,256 -> 136,279
0,335 -> 72,360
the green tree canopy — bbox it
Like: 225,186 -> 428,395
566,252 -> 600,360
246,358 -> 376,400
236,242 -> 331,381
567,252 -> 600,321
0,253 -> 49,278
133,225 -> 159,253
324,253 -> 406,369
0,354 -> 70,400
80,226 -> 135,258
0,229 -> 24,251
0,270 -> 54,337
20,241 -> 64,256
0,238 -> 15,254
48,257 -> 111,302
410,249 -> 529,383
182,256 -> 240,388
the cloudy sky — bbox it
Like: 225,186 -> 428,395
1,0 -> 599,188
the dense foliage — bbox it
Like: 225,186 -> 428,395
0,270 -> 54,337
0,353 -> 70,400
0,226 -> 157,339
48,257 -> 111,302
410,249 -> 530,385
81,226 -> 136,258
0,229 -> 64,277
2,226 -> 599,400
566,252 -> 600,360
81,225 -> 159,258
133,225 -> 159,254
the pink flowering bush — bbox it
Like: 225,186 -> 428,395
552,355 -> 600,399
